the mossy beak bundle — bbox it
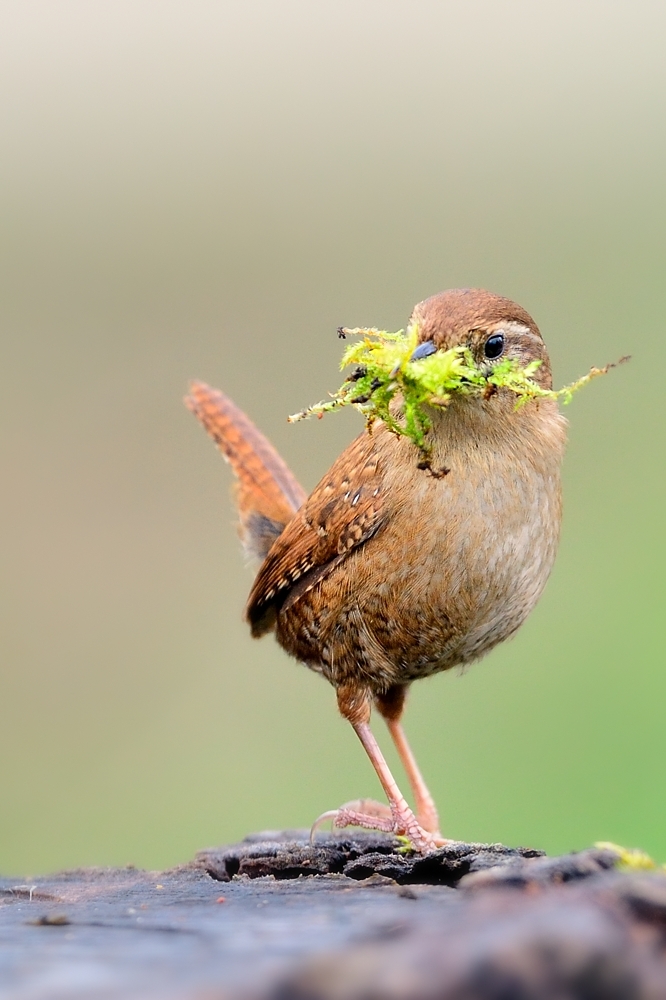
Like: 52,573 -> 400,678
289,323 -> 628,470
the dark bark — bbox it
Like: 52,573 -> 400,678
1,832 -> 665,999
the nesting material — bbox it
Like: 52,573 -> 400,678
289,323 -> 627,460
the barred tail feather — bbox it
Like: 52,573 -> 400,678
185,381 -> 307,561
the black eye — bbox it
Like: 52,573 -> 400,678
484,333 -> 504,359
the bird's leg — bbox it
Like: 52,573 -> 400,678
375,685 -> 442,837
311,684 -> 443,853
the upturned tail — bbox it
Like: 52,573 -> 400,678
185,381 -> 307,561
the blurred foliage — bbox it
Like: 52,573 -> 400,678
595,842 -> 665,872
0,0 -> 664,874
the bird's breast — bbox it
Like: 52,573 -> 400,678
277,401 -> 567,690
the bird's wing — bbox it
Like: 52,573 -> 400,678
185,381 -> 308,561
245,432 -> 386,636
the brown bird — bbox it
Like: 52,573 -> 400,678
185,289 -> 567,852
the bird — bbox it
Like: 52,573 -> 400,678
185,288 -> 568,852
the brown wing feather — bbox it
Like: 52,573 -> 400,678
185,381 -> 307,560
246,432 -> 385,636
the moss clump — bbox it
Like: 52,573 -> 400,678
595,841 -> 666,872
288,322 -> 627,468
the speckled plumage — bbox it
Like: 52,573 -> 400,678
187,289 -> 568,851
261,399 -> 564,695
246,290 -> 566,700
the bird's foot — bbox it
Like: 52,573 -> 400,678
311,798 -> 450,853
311,798 -> 393,837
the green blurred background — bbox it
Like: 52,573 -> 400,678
0,0 -> 664,876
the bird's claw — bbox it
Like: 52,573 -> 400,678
310,799 -> 394,844
311,798 -> 451,853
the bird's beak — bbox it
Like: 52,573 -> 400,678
409,340 -> 437,362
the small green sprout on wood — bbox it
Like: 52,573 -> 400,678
289,323 -> 627,472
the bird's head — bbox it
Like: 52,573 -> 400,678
409,288 -> 553,392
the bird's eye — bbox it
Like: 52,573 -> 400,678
484,333 -> 504,359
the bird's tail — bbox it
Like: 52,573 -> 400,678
185,381 -> 307,562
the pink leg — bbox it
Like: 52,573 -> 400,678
311,684 -> 447,853
385,718 -> 441,835
351,719 -> 440,850
375,685 -> 442,836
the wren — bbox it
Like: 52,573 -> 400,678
186,289 -> 567,852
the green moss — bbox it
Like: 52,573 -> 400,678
289,322 -> 627,469
595,841 -> 666,872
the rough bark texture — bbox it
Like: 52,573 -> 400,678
1,831 -> 665,999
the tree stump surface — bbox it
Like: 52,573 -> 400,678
2,831 -> 666,999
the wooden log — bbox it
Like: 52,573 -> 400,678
1,832 -> 665,998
